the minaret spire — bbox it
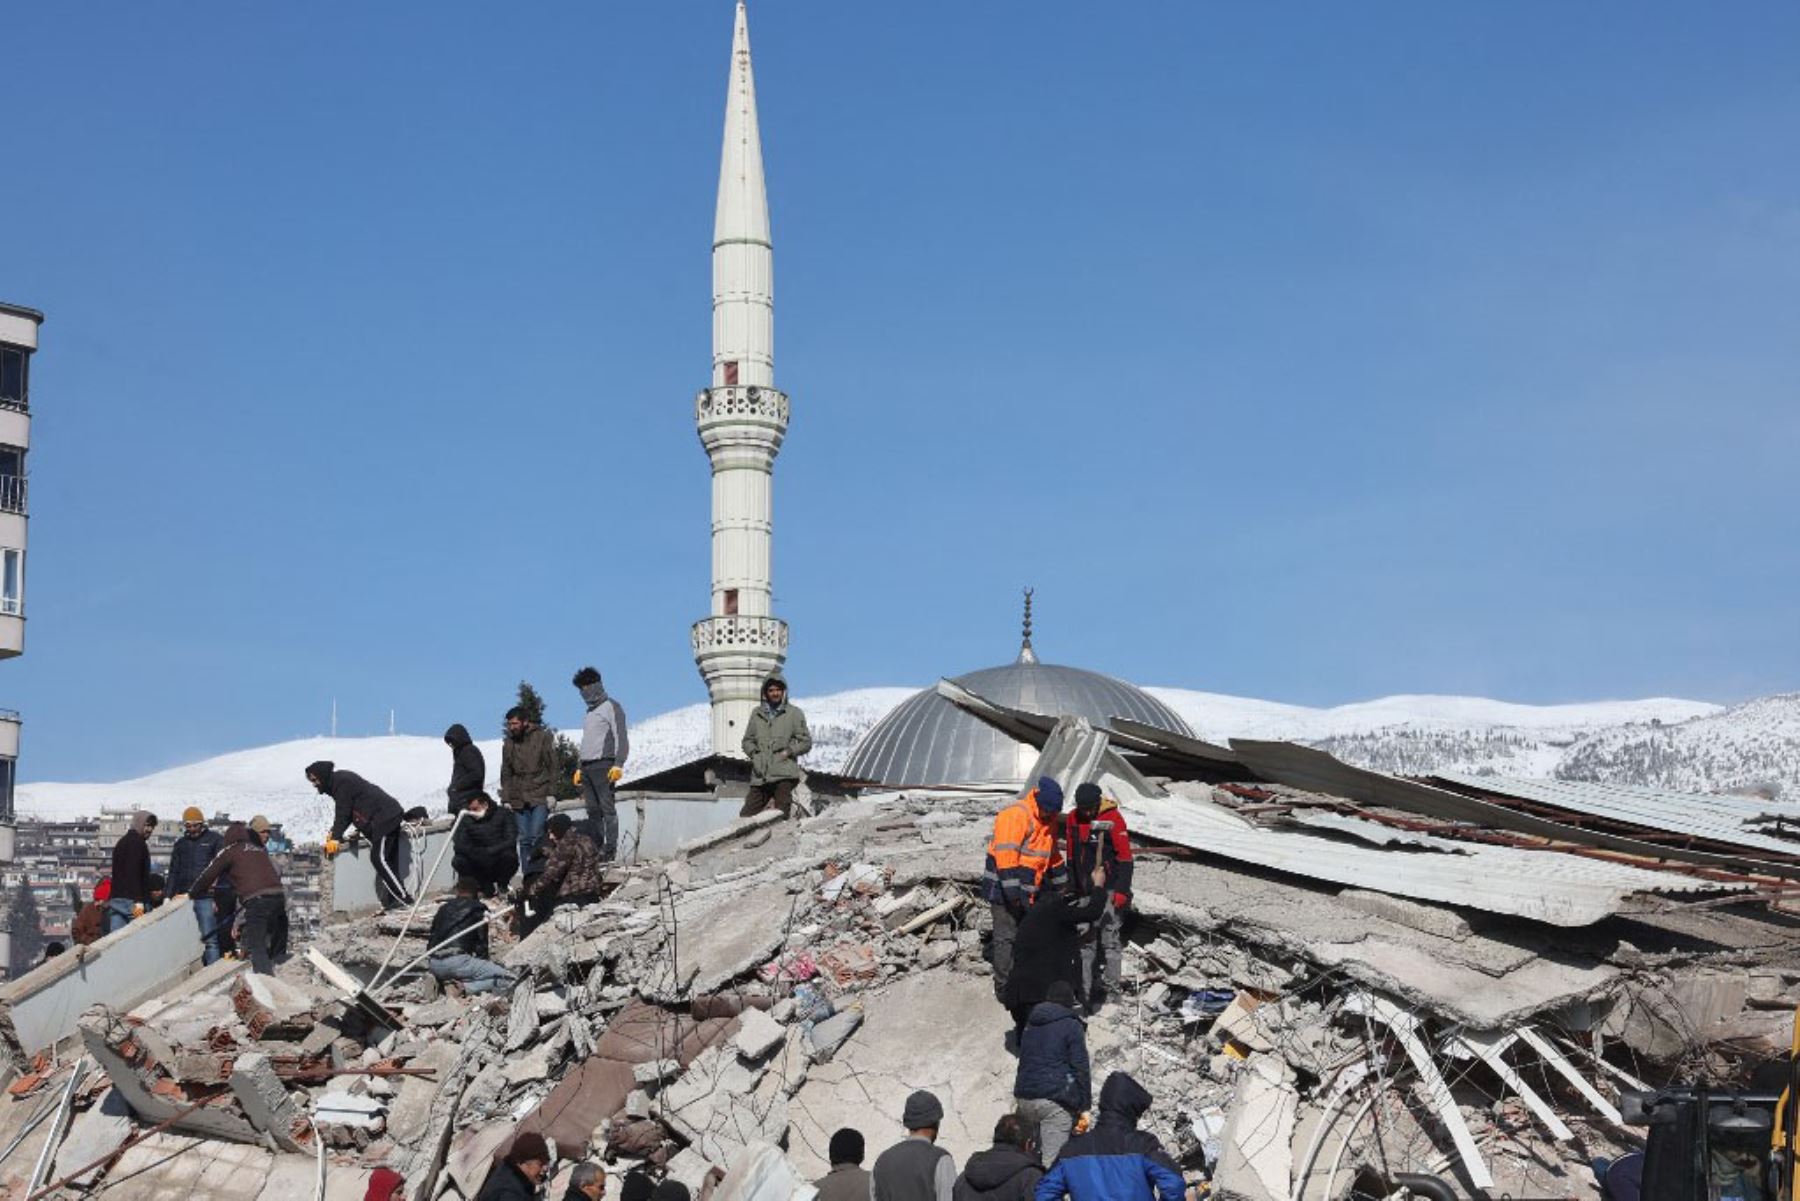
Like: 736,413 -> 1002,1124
1017,587 -> 1039,665
693,2 -> 790,755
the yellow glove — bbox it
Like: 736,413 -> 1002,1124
131,903 -> 145,919
324,838 -> 340,856
572,770 -> 582,786
607,766 -> 623,784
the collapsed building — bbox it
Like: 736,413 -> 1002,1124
0,677 -> 1792,1200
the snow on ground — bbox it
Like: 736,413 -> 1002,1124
18,682 -> 1773,843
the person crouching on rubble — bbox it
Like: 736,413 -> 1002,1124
1034,1072 -> 1185,1201
1006,860 -> 1108,1049
452,791 -> 518,897
1014,979 -> 1090,1163
521,812 -> 603,935
426,875 -> 516,998
1066,783 -> 1132,1010
984,778 -> 1069,1006
188,821 -> 287,975
308,760 -> 415,909
480,1132 -> 553,1201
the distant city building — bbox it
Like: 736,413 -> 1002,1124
0,300 -> 43,974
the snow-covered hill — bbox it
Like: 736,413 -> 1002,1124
17,684 -> 1791,843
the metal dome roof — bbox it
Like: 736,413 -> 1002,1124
843,656 -> 1194,788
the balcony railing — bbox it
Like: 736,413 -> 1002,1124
0,396 -> 24,415
0,475 -> 25,515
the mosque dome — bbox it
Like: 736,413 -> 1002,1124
843,592 -> 1193,788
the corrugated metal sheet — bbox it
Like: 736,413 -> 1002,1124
1434,773 -> 1800,860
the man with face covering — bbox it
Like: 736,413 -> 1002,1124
573,666 -> 629,859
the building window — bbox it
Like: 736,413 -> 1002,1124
723,588 -> 739,615
0,347 -> 25,409
0,757 -> 12,823
0,446 -> 23,515
722,361 -> 739,386
1,549 -> 22,616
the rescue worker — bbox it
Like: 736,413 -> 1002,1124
523,813 -> 604,933
1013,979 -> 1090,1164
247,815 -> 283,956
426,876 -> 515,997
444,722 -> 487,815
1006,864 -> 1108,1044
983,778 -> 1067,1004
1065,783 -> 1132,1009
167,806 -> 228,966
307,760 -> 413,909
189,821 -> 287,975
1033,1073 -> 1184,1201
107,811 -> 157,934
451,791 -> 518,896
573,666 -> 629,860
500,706 -> 558,874
740,674 -> 811,818
872,1090 -> 956,1201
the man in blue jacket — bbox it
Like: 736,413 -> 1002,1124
166,806 -> 228,965
1014,980 -> 1089,1164
1034,1073 -> 1184,1201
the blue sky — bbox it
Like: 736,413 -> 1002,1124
7,3 -> 1798,781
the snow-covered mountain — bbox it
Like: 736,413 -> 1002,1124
15,685 -> 1793,843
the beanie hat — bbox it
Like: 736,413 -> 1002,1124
902,1090 -> 944,1130
1034,777 -> 1063,816
1047,979 -> 1078,1007
547,813 -> 573,839
181,806 -> 204,824
508,1131 -> 551,1165
363,1167 -> 405,1201
828,1127 -> 865,1165
1073,782 -> 1102,814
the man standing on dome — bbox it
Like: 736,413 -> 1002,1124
982,777 -> 1067,1006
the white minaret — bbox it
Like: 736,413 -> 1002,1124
692,2 -> 789,756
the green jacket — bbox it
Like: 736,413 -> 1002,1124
500,725 -> 557,810
742,701 -> 812,785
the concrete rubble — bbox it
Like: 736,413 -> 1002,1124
0,775 -> 1790,1200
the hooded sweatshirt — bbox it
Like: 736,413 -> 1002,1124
1032,1074 -> 1184,1201
443,724 -> 487,810
741,673 -> 811,785
190,823 -> 284,902
578,678 -> 630,766
308,761 -> 404,841
954,1146 -> 1043,1201
1014,1001 -> 1091,1113
111,811 -> 156,903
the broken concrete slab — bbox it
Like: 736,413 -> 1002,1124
1212,1056 -> 1297,1201
229,1052 -> 309,1152
735,1007 -> 785,1061
234,973 -> 319,1040
806,1009 -> 863,1063
448,1119 -> 514,1199
52,1087 -> 135,1187
104,1132 -> 280,1201
659,880 -> 797,998
513,1055 -> 636,1158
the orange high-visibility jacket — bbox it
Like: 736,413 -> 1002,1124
982,790 -> 1066,908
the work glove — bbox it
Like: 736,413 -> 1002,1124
1074,1112 -> 1092,1135
131,903 -> 145,919
324,838 -> 340,856
1112,891 -> 1129,909
607,767 -> 622,784
572,770 -> 582,786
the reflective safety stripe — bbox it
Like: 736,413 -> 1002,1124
989,841 -> 1025,854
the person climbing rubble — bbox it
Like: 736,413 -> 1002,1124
574,665 -> 630,860
522,812 -> 604,934
426,874 -> 516,997
1006,861 -> 1108,1043
813,1127 -> 870,1201
740,673 -> 811,818
1033,1073 -> 1184,1201
167,806 -> 229,965
955,1114 -> 1045,1201
1014,979 -> 1090,1163
188,821 -> 288,974
308,759 -> 414,909
502,704 -> 560,874
444,722 -> 488,815
1065,783 -> 1132,1009
873,1090 -> 957,1201
106,810 -> 158,934
452,791 -> 519,897
480,1132 -> 554,1200
983,777 -> 1069,1005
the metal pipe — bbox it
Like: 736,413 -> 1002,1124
370,904 -> 515,1000
25,1055 -> 84,1195
27,1089 -> 232,1201
1391,1173 -> 1460,1200
368,810 -> 465,988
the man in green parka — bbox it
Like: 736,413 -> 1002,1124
741,673 -> 812,817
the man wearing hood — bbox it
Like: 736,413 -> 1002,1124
740,674 -> 811,819
189,821 -> 287,974
1013,980 -> 1090,1163
500,706 -> 558,874
167,807 -> 229,965
1006,864 -> 1108,1041
983,778 -> 1069,1005
451,792 -> 517,896
1065,783 -> 1132,1009
306,760 -> 413,909
107,810 -> 158,934
954,1115 -> 1044,1201
444,723 -> 487,815
1033,1073 -> 1184,1201
572,666 -> 629,860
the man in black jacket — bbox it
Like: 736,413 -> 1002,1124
451,792 -> 518,897
107,811 -> 158,935
426,876 -> 514,997
954,1115 -> 1043,1201
306,760 -> 414,909
479,1132 -> 553,1201
167,807 -> 228,965
1005,865 -> 1108,1043
1013,980 -> 1090,1163
444,723 -> 487,814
